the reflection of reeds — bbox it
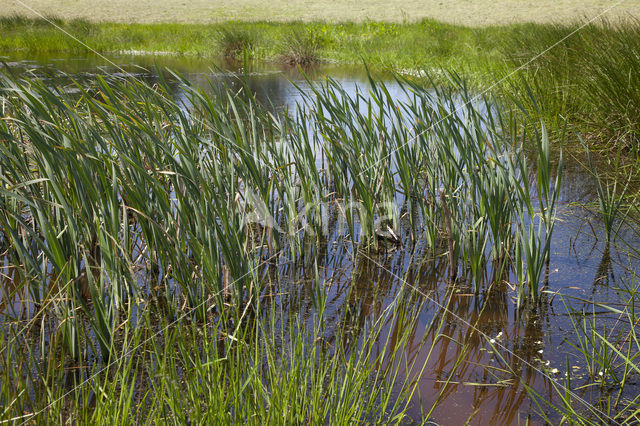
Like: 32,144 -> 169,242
440,190 -> 457,282
0,67 -> 571,422
0,68 -> 565,355
582,140 -> 631,244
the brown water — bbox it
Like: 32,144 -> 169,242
2,52 -> 639,425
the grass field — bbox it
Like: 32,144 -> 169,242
3,0 -> 640,26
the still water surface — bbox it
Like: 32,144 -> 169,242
2,52 -> 638,424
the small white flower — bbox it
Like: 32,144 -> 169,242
490,339 -> 496,344
538,349 -> 543,354
551,368 -> 560,375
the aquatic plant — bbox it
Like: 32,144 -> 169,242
523,281 -> 640,424
504,18 -> 640,151
0,67 -> 571,422
581,140 -> 632,243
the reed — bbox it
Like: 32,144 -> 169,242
581,140 -> 632,243
0,66 -> 569,422
0,261 -> 435,423
503,18 -> 640,152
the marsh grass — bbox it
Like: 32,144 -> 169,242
3,16 -> 640,151
0,17 -> 495,71
0,279 -> 436,423
503,18 -> 640,152
217,26 -> 257,61
278,29 -> 320,66
523,283 -> 640,424
0,66 -> 570,422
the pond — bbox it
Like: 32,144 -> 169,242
1,52 -> 639,424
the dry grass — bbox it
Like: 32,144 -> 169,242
4,0 -> 640,26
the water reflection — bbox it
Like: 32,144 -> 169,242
1,52 -> 639,424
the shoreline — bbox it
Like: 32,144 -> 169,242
2,17 -> 640,150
